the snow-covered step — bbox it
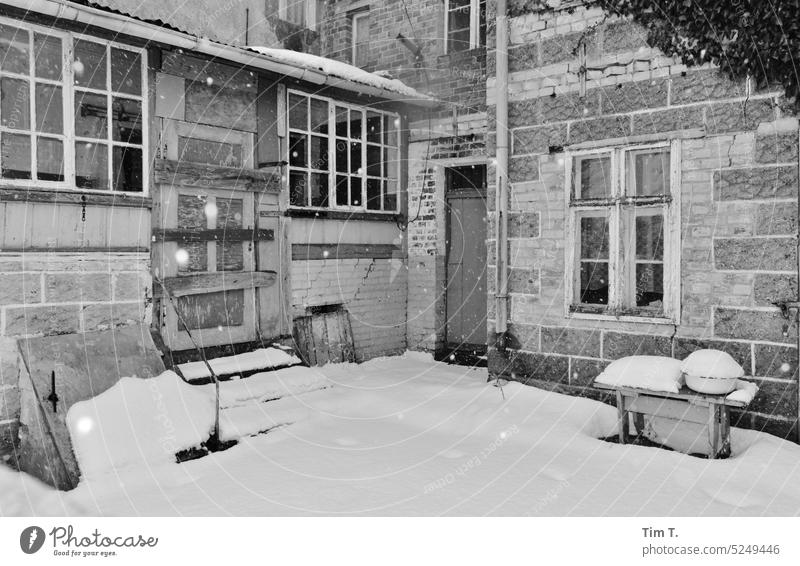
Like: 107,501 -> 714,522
213,366 -> 330,409
220,395 -> 314,441
178,347 -> 302,381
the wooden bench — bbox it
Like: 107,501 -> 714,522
593,382 -> 752,459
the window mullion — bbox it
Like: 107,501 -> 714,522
64,35 -> 75,188
328,101 -> 334,208
28,33 -> 37,181
360,109 -> 366,210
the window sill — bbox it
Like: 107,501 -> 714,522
568,306 -> 676,326
0,185 -> 151,208
285,208 -> 401,222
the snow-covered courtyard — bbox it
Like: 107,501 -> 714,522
3,353 -> 800,516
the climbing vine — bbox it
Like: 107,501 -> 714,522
509,0 -> 800,107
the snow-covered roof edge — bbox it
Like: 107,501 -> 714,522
248,46 -> 435,105
13,0 -> 437,107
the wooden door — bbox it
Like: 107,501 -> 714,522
445,165 -> 488,352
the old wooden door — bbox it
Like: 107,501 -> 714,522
152,122 -> 276,351
445,165 -> 488,354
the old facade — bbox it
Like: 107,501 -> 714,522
0,0 -> 427,475
486,1 -> 799,440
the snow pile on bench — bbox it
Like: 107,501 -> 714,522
726,379 -> 759,404
178,347 -> 301,380
594,356 -> 684,393
681,349 -> 744,378
216,366 -> 329,408
66,371 -> 216,479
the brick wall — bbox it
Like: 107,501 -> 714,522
487,2 -> 800,440
292,258 -> 407,360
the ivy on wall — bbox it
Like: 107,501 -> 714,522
508,0 -> 799,107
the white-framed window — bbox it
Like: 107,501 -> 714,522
286,90 -> 400,213
351,12 -> 370,68
0,18 -> 147,193
278,0 -> 322,29
564,141 -> 681,323
445,0 -> 486,54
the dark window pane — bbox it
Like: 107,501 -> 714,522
448,164 -> 484,190
366,111 -> 382,143
35,84 -> 62,134
217,242 -> 244,272
634,150 -> 669,196
335,138 -> 348,173
384,114 -> 398,146
112,97 -> 142,144
383,180 -> 397,211
289,171 -> 307,206
579,216 -> 609,259
110,48 -> 141,94
366,144 -> 381,176
113,146 -> 142,192
289,133 -> 307,167
448,27 -> 471,53
350,141 -> 361,173
34,34 -> 61,80
74,40 -> 107,90
75,91 -> 107,139
635,213 -> 664,260
217,198 -> 243,229
635,263 -> 664,308
288,93 -> 307,130
37,137 -> 63,181
310,173 -> 329,207
75,141 -> 108,189
577,156 -> 611,199
309,135 -> 328,170
1,133 -> 31,179
579,262 -> 608,305
366,178 -> 381,210
350,112 -> 362,139
335,107 -> 348,137
0,24 -> 29,74
336,175 -> 348,206
177,243 -> 208,273
350,176 -> 362,207
309,98 -> 328,134
1,77 -> 29,130
176,290 -> 244,330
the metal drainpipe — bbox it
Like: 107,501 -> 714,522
796,125 -> 800,442
494,0 -> 510,350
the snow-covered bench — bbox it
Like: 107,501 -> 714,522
592,354 -> 756,459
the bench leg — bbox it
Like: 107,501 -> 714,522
616,391 -> 629,444
719,405 -> 731,459
633,412 -> 645,438
708,404 -> 720,458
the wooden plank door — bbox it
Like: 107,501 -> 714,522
445,165 -> 488,352
155,184 -> 259,351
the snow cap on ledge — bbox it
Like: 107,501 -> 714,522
248,46 -> 435,104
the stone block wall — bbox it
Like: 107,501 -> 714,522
487,1 -> 799,440
0,252 -> 150,467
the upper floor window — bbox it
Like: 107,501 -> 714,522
566,142 -> 680,322
0,19 -> 146,193
445,0 -> 486,54
287,91 -> 399,213
351,12 -> 370,68
279,0 -> 322,29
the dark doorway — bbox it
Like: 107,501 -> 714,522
443,164 -> 488,365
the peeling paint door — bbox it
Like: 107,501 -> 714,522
445,165 -> 488,354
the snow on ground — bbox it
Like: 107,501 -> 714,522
0,464 -> 85,516
6,353 -> 800,516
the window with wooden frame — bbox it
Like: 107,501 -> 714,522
351,12 -> 370,68
445,0 -> 486,54
0,18 -> 147,193
287,90 -> 399,212
565,141 -> 680,322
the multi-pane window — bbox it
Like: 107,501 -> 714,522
287,91 -> 399,212
351,12 -> 370,68
445,0 -> 486,54
567,142 -> 678,320
0,19 -> 146,192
